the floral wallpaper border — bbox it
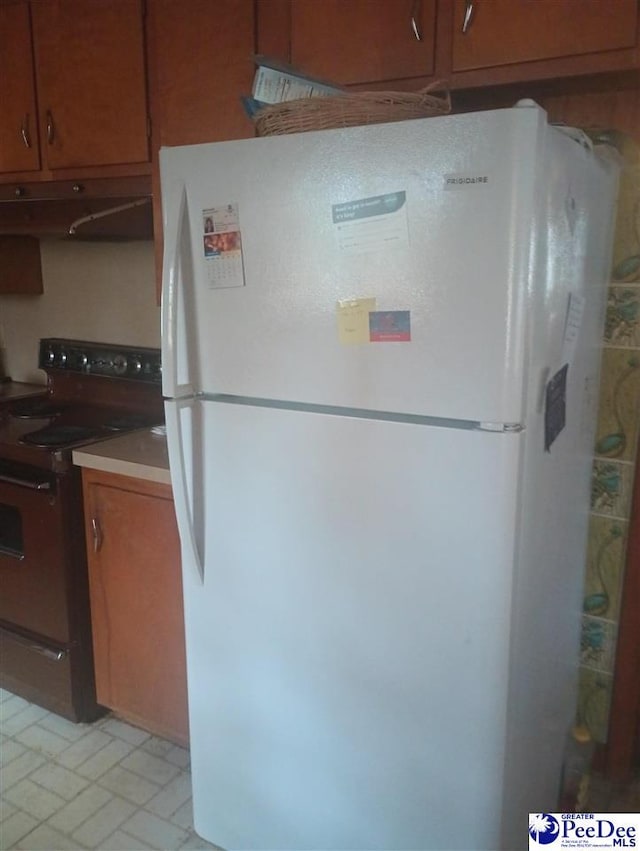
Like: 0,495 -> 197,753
577,132 -> 640,743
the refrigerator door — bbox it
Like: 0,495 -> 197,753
160,105 -> 546,424
161,178 -> 199,401
175,397 -> 522,851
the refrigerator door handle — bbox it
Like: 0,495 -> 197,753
166,397 -> 205,585
161,179 -> 194,400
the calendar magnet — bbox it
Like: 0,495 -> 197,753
202,203 -> 245,289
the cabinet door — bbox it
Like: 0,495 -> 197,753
452,0 -> 638,72
147,0 -> 256,302
85,474 -> 189,746
284,0 -> 436,86
0,2 -> 40,174
31,0 -> 150,170
148,0 -> 255,146
0,236 -> 43,294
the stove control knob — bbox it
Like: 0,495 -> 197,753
113,354 -> 128,376
57,350 -> 68,367
130,357 -> 143,374
78,353 -> 89,369
45,347 -> 55,365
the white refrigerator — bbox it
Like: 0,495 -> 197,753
160,102 -> 618,851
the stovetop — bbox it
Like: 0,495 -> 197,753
40,338 -> 162,383
0,339 -> 164,473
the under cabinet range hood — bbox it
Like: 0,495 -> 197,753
0,176 -> 153,240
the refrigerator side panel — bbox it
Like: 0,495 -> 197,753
184,401 -> 522,851
159,107 -> 544,423
501,134 -> 619,848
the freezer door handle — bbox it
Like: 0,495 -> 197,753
165,397 -> 204,585
161,179 -> 194,400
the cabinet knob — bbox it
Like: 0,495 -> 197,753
46,110 -> 55,145
410,0 -> 422,41
462,1 -> 475,33
21,114 -> 32,149
92,517 -> 103,553
72,183 -> 84,193
14,186 -> 25,198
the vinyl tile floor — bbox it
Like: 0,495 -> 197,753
0,689 -> 220,851
5,688 -> 639,850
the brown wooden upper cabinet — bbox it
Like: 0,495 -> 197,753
147,0 -> 256,148
258,0 -> 437,87
258,0 -> 638,92
0,0 -> 150,179
449,0 -> 639,82
0,3 -> 40,175
0,236 -> 43,294
146,0 -> 256,301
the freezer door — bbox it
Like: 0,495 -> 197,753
160,106 -> 546,423
180,399 -> 522,851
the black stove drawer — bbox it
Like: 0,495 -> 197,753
0,624 -> 102,722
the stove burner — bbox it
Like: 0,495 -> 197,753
20,425 -> 103,448
10,398 -> 64,419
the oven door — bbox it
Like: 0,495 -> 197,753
0,461 -> 74,643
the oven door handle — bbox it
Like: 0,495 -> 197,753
0,472 -> 51,491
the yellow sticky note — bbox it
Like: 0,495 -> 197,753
336,298 -> 376,345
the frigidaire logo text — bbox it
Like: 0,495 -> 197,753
445,175 -> 489,186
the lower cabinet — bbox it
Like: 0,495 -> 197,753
81,469 -> 189,747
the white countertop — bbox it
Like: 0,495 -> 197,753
73,427 -> 172,486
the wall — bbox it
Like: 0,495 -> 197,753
0,239 -> 160,384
